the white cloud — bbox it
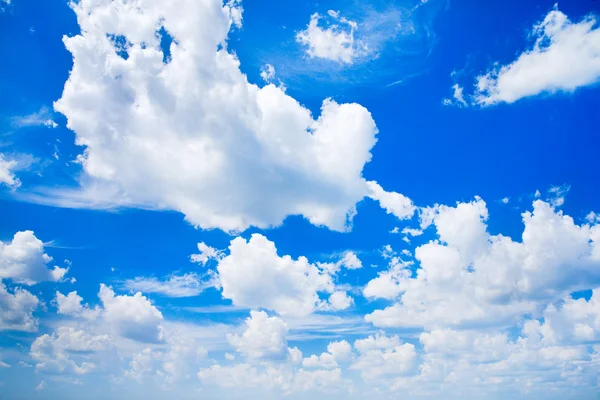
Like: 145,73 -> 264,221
0,154 -> 20,188
327,340 -> 352,362
0,360 -> 9,368
35,381 -> 47,391
367,181 -> 415,220
56,285 -> 164,343
443,83 -> 467,107
303,339 -> 352,369
48,0 -> 378,233
190,242 -> 224,266
363,257 -> 412,300
11,106 -> 58,129
350,332 -> 417,380
296,12 -> 362,64
474,7 -> 600,105
0,230 -> 69,285
198,362 -> 344,394
55,291 -> 100,320
98,284 -> 164,343
227,310 -> 288,360
260,63 -> 276,83
122,272 -> 217,298
30,326 -> 110,375
324,291 -> 354,311
366,198 -> 600,330
215,234 -> 335,317
0,281 -> 39,331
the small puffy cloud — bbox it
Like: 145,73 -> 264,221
216,234 -> 335,317
0,154 -> 20,188
302,352 -> 338,369
297,12 -> 362,64
327,340 -> 352,362
190,243 -> 224,266
473,7 -> 600,105
0,281 -> 39,331
227,310 -> 288,360
98,284 -> 164,343
122,272 -> 218,298
323,291 -> 354,311
0,231 -> 68,285
0,360 -> 9,368
260,63 -> 276,83
367,181 -> 415,220
55,291 -> 100,320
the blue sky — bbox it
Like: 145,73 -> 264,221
1,0 -> 600,398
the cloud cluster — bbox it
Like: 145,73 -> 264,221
213,234 -> 356,317
366,198 -> 600,329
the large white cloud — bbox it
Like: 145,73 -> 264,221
0,231 -> 68,285
49,0 -> 379,232
473,7 -> 600,105
0,281 -> 39,331
215,234 -> 355,317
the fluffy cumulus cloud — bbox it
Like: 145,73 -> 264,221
351,332 -> 417,380
0,231 -> 68,285
366,198 -> 600,330
214,234 -> 354,317
227,310 -> 289,360
98,284 -> 164,343
30,326 -> 111,375
49,0 -> 379,233
56,284 -> 164,343
0,281 -> 39,331
473,7 -> 600,105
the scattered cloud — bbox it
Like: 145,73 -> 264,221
297,11 -> 363,64
0,281 -> 39,331
0,231 -> 69,285
453,7 -> 600,106
122,272 -> 218,298
11,107 -> 58,129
